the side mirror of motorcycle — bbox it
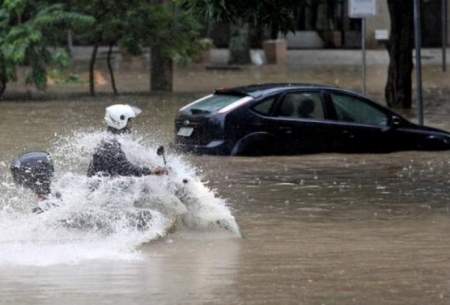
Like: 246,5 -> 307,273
157,145 -> 165,156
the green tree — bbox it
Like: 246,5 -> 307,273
253,0 -> 298,40
0,0 -> 93,97
187,0 -> 298,64
72,0 -> 129,95
74,0 -> 201,94
129,1 -> 202,91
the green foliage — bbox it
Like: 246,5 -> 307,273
0,0 -> 206,95
83,0 -> 203,62
4,0 -> 27,17
48,68 -> 83,85
185,0 -> 299,37
139,2 -> 202,63
185,0 -> 231,24
0,0 -> 93,93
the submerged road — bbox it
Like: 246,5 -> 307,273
0,97 -> 449,305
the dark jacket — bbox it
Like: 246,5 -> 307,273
87,137 -> 151,177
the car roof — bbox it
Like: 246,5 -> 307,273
214,83 -> 342,98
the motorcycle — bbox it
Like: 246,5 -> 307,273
10,147 -> 241,237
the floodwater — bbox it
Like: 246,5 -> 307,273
0,94 -> 450,305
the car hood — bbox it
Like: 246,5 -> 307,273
408,123 -> 450,136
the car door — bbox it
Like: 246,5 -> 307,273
271,90 -> 334,153
234,95 -> 282,154
325,92 -> 393,153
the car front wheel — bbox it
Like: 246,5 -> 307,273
230,134 -> 276,156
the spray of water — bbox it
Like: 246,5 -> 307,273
0,131 -> 240,266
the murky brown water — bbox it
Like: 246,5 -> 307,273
1,90 -> 450,305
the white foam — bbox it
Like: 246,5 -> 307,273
0,131 -> 240,266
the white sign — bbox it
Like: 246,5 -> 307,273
375,29 -> 389,41
349,0 -> 377,18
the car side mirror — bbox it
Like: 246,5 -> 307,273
391,115 -> 402,127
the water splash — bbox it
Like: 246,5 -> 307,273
0,131 -> 240,266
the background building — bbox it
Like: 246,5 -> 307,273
210,0 -> 450,49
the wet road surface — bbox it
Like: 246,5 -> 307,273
0,95 -> 450,305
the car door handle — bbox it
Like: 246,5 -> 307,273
279,126 -> 293,134
342,130 -> 355,139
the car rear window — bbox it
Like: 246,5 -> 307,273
183,94 -> 244,114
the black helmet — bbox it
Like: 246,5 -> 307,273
10,152 -> 54,196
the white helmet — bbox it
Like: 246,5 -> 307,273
104,104 -> 142,130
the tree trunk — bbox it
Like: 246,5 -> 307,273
0,57 -> 7,98
107,43 -> 118,95
229,21 -> 251,65
307,0 -> 319,29
0,80 -> 6,97
67,30 -> 73,56
150,47 -> 173,92
385,0 -> 414,109
89,44 -> 99,96
270,21 -> 279,40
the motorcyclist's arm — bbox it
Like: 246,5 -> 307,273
95,140 -> 166,177
115,147 -> 168,176
115,150 -> 152,176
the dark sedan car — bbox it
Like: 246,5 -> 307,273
175,84 -> 450,155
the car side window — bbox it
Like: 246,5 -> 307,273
252,97 -> 275,115
278,92 -> 324,120
330,94 -> 388,126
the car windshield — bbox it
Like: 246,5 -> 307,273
184,94 -> 243,114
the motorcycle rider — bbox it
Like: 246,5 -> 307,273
87,104 -> 167,177
10,151 -> 61,213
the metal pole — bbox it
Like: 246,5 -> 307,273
362,17 -> 367,95
443,0 -> 448,72
414,0 -> 424,125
